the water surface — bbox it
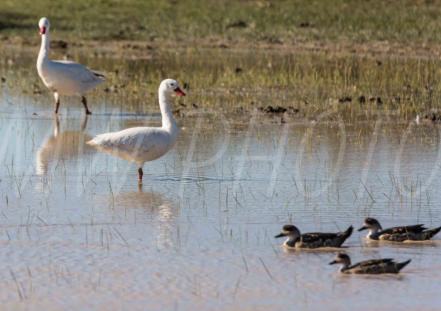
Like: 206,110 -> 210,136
0,55 -> 441,311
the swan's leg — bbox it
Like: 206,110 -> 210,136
81,96 -> 92,115
54,92 -> 60,114
54,115 -> 60,136
81,114 -> 88,131
138,168 -> 143,182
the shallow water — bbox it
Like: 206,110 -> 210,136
1,57 -> 441,310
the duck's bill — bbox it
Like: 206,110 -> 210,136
358,226 -> 367,232
40,26 -> 46,35
174,87 -> 186,96
274,233 -> 286,238
329,260 -> 337,265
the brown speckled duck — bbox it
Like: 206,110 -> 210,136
359,218 -> 441,242
275,225 -> 353,249
329,253 -> 411,274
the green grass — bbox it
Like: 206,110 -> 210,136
1,0 -> 441,48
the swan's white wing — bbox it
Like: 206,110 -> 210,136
52,60 -> 105,84
88,127 -> 174,164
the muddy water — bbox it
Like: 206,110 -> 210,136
1,63 -> 441,310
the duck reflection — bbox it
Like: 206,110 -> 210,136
112,188 -> 177,248
36,115 -> 96,175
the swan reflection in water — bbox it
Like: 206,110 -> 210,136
36,115 -> 96,175
112,187 -> 177,248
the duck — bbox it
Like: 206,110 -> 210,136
87,79 -> 185,183
329,252 -> 411,274
37,17 -> 105,115
274,224 -> 353,249
358,217 -> 441,242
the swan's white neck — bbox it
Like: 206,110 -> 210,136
37,32 -> 50,70
158,89 -> 178,135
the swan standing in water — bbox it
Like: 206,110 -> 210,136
87,79 -> 185,182
37,17 -> 105,115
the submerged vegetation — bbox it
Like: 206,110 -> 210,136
1,47 -> 441,120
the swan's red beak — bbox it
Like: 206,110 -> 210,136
40,26 -> 46,35
174,87 -> 185,96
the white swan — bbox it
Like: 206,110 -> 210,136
37,17 -> 105,115
87,79 -> 185,182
